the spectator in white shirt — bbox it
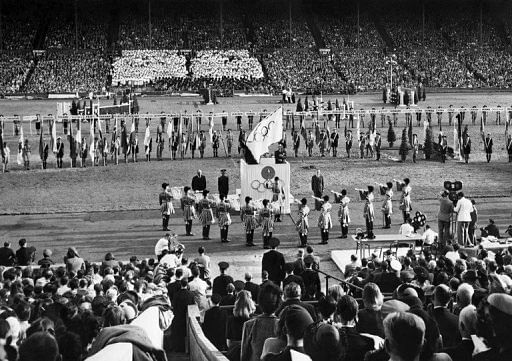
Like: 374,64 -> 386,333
188,266 -> 209,311
399,218 -> 415,236
159,249 -> 179,269
453,192 -> 474,246
421,225 -> 438,245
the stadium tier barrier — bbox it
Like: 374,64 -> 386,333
1,107 -> 511,125
187,304 -> 230,361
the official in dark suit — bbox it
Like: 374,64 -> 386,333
301,256 -> 321,301
311,170 -> 324,211
443,304 -> 476,361
261,238 -> 285,286
203,294 -> 228,351
192,169 -> 207,192
0,242 -> 16,267
276,282 -> 317,321
218,169 -> 229,196
244,273 -> 260,302
430,285 -> 461,348
213,262 -> 234,297
170,279 -> 196,352
282,263 -> 305,299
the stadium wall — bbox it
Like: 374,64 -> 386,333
187,305 -> 229,361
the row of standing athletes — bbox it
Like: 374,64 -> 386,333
158,178 -> 413,247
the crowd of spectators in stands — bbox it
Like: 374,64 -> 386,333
25,52 -> 110,94
2,230 -> 512,361
111,50 -> 188,86
263,50 -> 347,93
191,50 -> 264,80
0,54 -> 33,95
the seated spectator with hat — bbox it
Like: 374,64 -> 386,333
262,304 -> 314,361
37,249 -> 55,268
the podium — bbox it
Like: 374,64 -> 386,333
240,158 -> 291,214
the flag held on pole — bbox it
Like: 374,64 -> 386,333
245,107 -> 283,163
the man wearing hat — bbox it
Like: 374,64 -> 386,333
262,305 -> 314,361
218,169 -> 229,196
197,189 -> 214,240
484,132 -> 493,163
212,262 -> 234,297
262,238 -> 285,286
37,249 -> 55,268
472,293 -> 512,360
159,183 -> 174,231
56,136 -> 64,168
181,186 -> 196,236
241,196 -> 257,246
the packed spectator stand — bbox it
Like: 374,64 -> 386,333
1,0 -> 512,96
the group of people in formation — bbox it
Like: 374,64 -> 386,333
158,168 -> 414,247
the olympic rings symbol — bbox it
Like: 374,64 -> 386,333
251,120 -> 275,142
251,179 -> 274,193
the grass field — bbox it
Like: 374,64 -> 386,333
0,92 -> 511,283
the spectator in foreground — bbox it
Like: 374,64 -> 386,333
38,249 -> 55,268
226,290 -> 256,360
18,331 -> 60,361
203,293 -> 228,351
262,305 -> 314,361
241,282 -> 282,361
64,247 -> 85,273
0,242 -> 16,266
443,305 -> 477,361
16,239 -> 34,266
383,312 -> 426,361
357,282 -> 385,338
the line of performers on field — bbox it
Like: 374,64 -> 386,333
158,177 -> 413,247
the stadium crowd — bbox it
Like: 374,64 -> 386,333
2,0 -> 512,94
0,54 -> 33,95
24,52 -> 110,94
111,50 -> 188,86
1,222 -> 512,361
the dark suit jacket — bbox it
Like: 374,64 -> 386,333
167,281 -> 182,308
276,299 -> 316,321
218,175 -> 229,196
443,339 -> 474,361
244,281 -> 260,302
213,274 -> 234,297
192,175 -> 207,192
282,275 -> 305,298
311,175 -> 324,196
300,269 -> 321,300
356,309 -> 385,338
0,247 -> 16,266
220,294 -> 236,306
203,306 -> 228,351
262,250 -> 285,286
16,247 -> 35,266
431,307 -> 461,348
340,326 -> 374,361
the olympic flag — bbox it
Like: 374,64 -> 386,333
246,107 -> 283,163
